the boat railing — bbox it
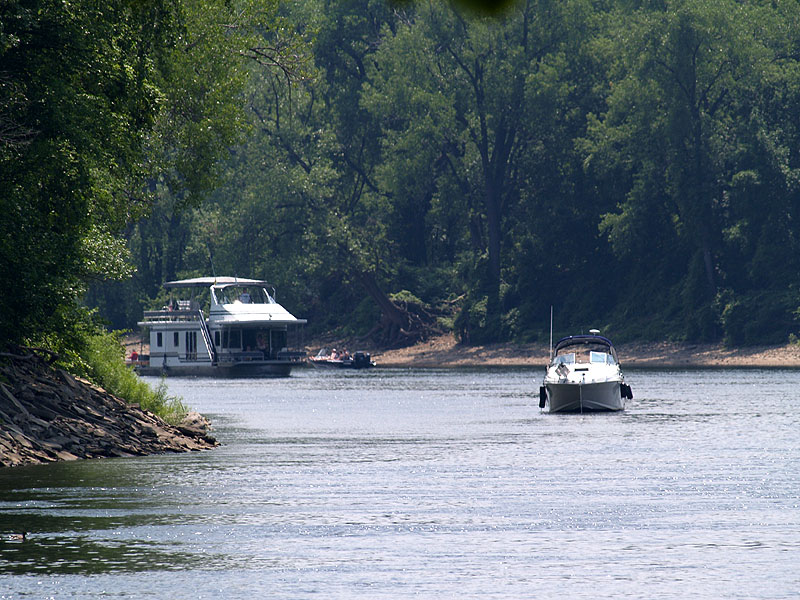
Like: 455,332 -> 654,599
141,309 -> 202,323
277,350 -> 307,362
233,351 -> 264,362
216,350 -> 307,364
195,309 -> 217,364
177,354 -> 212,364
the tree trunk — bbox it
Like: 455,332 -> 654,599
353,270 -> 441,348
354,270 -> 409,331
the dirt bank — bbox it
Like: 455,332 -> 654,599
0,349 -> 217,468
349,335 -> 800,368
127,331 -> 800,369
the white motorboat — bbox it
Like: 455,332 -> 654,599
539,330 -> 632,412
137,277 -> 307,377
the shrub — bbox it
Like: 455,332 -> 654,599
720,290 -> 800,346
83,331 -> 188,424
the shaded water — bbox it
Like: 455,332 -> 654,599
1,367 -> 798,598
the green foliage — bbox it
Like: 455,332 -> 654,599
721,291 -> 800,347
0,0 -> 226,347
8,0 -> 800,353
80,331 -> 188,424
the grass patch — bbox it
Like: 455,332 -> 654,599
83,330 -> 188,424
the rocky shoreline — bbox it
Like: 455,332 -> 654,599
0,349 -> 217,468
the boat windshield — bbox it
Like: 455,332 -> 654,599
214,286 -> 275,305
590,351 -> 616,365
555,344 -> 615,365
553,353 -> 575,365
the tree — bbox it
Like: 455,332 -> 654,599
0,0 -> 168,349
583,0 -> 776,340
0,0 -> 297,351
362,0 -> 589,342
85,0 -> 308,329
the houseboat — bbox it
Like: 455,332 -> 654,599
137,277 -> 306,377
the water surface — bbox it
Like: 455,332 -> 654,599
1,367 -> 798,598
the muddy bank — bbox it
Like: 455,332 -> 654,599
0,349 -> 217,468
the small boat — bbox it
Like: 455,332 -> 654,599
308,348 -> 375,369
539,330 -> 632,412
137,277 -> 307,377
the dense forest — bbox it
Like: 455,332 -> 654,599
3,0 -> 800,360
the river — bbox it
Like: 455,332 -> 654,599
1,367 -> 798,598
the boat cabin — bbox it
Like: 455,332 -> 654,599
551,335 -> 618,366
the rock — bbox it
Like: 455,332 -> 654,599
55,450 -> 79,461
0,383 -> 30,418
177,411 -> 211,434
0,349 -> 218,468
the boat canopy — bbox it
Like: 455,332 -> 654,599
164,277 -> 271,289
553,334 -> 615,354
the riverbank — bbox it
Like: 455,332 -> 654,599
0,349 -> 217,468
125,332 -> 800,369
354,335 -> 800,368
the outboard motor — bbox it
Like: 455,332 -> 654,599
353,351 -> 371,369
539,386 -> 547,408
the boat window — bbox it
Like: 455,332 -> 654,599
554,352 -> 575,365
173,332 -> 179,347
185,331 -> 197,360
227,329 -> 241,349
218,286 -> 273,305
156,332 -> 162,347
214,331 -> 220,346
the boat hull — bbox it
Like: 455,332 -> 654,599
308,359 -> 375,370
308,351 -> 375,370
136,360 -> 298,378
545,380 -> 624,413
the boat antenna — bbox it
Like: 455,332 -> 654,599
549,305 -> 553,361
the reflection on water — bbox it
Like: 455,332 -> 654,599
1,367 -> 798,598
1,535 -> 207,575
